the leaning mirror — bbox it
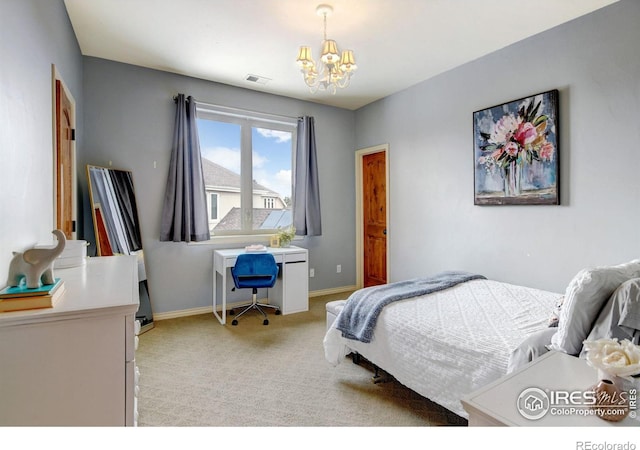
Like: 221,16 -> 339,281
86,164 -> 154,333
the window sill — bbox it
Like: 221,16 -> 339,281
188,234 -> 302,247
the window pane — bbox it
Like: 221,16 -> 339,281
197,119 -> 242,234
252,127 -> 293,231
210,193 -> 218,220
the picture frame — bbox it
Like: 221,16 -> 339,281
473,89 -> 559,205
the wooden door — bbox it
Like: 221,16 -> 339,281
56,79 -> 74,238
363,151 -> 387,287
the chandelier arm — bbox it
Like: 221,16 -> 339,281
336,73 -> 351,88
309,79 -> 324,94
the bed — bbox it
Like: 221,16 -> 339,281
323,261 -> 640,419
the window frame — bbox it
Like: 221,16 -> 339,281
195,102 -> 297,243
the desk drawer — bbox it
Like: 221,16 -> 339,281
284,252 -> 307,263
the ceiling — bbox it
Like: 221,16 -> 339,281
63,0 -> 619,110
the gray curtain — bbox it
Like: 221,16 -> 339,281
159,94 -> 210,242
293,116 -> 322,236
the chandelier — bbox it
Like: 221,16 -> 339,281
296,4 -> 357,94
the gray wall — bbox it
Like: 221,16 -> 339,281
4,0 -> 639,316
0,0 -> 83,281
355,0 -> 640,293
81,58 -> 357,314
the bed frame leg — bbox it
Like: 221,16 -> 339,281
371,364 -> 391,384
372,365 -> 382,383
349,352 -> 391,383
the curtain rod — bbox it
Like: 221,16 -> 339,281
172,95 -> 299,123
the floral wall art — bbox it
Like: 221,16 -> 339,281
474,90 -> 559,205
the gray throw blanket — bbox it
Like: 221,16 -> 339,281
336,271 -> 486,343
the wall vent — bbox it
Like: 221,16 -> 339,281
245,74 -> 271,84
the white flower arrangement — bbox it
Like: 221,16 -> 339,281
583,338 -> 640,380
275,226 -> 296,247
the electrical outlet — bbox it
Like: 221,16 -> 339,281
336,264 -> 341,273
309,268 -> 315,278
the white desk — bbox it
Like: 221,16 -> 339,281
212,246 -> 309,324
462,351 -> 639,426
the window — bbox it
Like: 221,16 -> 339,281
209,193 -> 218,220
196,104 -> 296,237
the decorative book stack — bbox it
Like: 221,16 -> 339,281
245,244 -> 267,253
0,278 -> 66,312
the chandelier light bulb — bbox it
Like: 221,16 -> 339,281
339,50 -> 357,72
296,46 -> 314,69
320,39 -> 340,64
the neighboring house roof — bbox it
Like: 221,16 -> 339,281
214,207 -> 292,231
201,157 -> 279,196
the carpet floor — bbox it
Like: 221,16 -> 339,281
135,293 -> 468,427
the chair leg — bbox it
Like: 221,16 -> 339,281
231,290 -> 276,325
255,301 -> 281,315
233,303 -> 257,320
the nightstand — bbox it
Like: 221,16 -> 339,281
461,351 -> 639,426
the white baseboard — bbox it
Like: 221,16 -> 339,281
153,298 -> 256,321
308,285 -> 358,298
153,306 -> 212,321
153,285 -> 358,321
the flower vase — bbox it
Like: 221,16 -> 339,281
589,370 -> 630,422
504,161 -> 521,197
600,369 -> 639,399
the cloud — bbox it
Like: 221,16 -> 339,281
256,128 -> 292,143
252,151 -> 268,169
201,146 -> 240,173
275,169 -> 292,184
255,169 -> 292,198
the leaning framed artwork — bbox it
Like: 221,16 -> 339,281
473,89 -> 559,205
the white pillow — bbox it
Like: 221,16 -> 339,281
580,278 -> 640,358
549,259 -> 640,355
507,328 -> 557,374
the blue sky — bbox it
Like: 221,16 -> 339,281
197,119 -> 293,198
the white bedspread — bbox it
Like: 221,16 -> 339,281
323,279 -> 562,418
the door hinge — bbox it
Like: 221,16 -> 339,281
71,129 -> 76,141
72,220 -> 76,232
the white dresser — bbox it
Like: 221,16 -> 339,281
0,255 -> 140,426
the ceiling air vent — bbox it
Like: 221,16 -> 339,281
245,74 -> 271,85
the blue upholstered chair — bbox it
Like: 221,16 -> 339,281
229,253 -> 281,326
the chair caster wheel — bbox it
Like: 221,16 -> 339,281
231,319 -> 238,326
275,310 -> 281,315
263,319 -> 269,325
